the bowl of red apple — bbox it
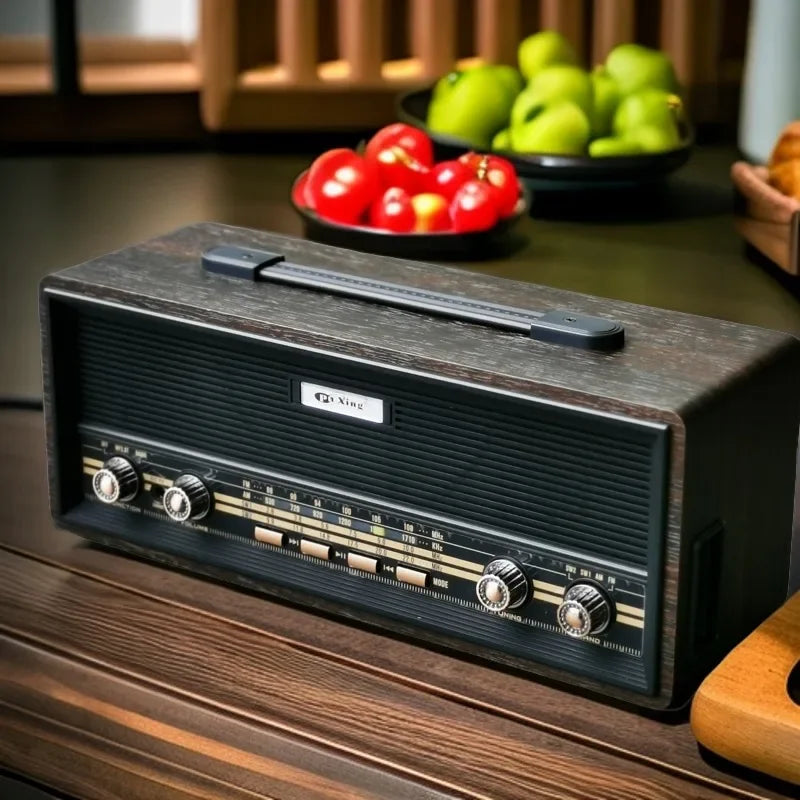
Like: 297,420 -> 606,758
290,123 -> 528,259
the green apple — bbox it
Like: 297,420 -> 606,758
624,123 -> 681,153
510,65 -> 592,127
510,87 -> 541,128
491,128 -> 512,151
491,64 -> 524,102
590,66 -> 620,137
588,136 -> 644,157
431,70 -> 459,104
510,101 -> 590,155
427,65 -> 519,147
518,30 -> 578,81
613,88 -> 683,134
605,43 -> 678,96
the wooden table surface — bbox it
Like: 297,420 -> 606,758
2,146 -> 800,798
1,411 -> 797,800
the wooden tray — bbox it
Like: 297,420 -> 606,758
731,161 -> 800,275
691,590 -> 800,785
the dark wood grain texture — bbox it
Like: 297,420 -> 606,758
42,221 -> 796,415
0,638 -> 447,800
38,224 -> 800,710
1,411 -> 797,800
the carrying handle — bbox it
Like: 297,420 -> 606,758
202,245 -> 625,352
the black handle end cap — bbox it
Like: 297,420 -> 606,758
202,246 -> 284,280
532,311 -> 625,351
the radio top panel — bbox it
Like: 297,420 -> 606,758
41,222 -> 798,422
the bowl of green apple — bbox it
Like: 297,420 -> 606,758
397,31 -> 693,190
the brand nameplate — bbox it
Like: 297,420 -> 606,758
300,381 -> 385,424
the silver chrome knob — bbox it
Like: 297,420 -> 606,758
557,582 -> 613,638
163,474 -> 211,522
92,456 -> 139,504
476,558 -> 529,612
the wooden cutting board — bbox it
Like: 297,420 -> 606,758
691,590 -> 800,784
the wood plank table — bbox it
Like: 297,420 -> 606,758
1,410 -> 798,799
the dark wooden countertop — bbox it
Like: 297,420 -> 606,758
2,146 -> 800,797
1,410 -> 797,799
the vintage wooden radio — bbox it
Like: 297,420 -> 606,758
40,223 -> 800,708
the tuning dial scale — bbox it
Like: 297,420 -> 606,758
163,474 -> 212,522
476,558 -> 529,612
92,456 -> 140,504
557,582 -> 614,638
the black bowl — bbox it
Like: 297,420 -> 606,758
290,170 -> 529,261
396,87 -> 693,191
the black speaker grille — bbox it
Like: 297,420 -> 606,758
76,306 -> 665,567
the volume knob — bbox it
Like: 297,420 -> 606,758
557,582 -> 613,638
163,474 -> 211,522
476,558 -> 529,612
92,456 -> 139,504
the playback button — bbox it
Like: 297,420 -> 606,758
396,565 -> 429,588
300,539 -> 332,560
347,552 -> 380,573
254,526 -> 285,547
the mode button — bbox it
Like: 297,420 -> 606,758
396,565 -> 429,587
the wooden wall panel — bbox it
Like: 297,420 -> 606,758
539,0 -> 586,62
339,0 -> 384,81
660,0 -> 724,122
592,0 -> 636,64
411,0 -> 456,79
278,0 -> 318,83
199,0 -> 239,130
476,0 -> 521,65
197,0 -> 749,132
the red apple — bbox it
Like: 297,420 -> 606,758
369,187 -> 415,232
450,180 -> 499,232
291,170 -> 315,209
411,193 -> 450,232
427,160 -> 473,200
458,152 -> 520,217
370,146 -> 429,194
366,123 -> 434,167
305,148 -> 379,225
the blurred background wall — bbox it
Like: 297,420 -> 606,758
0,0 -> 751,147
0,0 -> 197,39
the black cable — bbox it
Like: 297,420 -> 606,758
0,396 -> 44,410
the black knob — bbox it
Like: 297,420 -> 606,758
476,558 -> 529,612
557,582 -> 613,638
163,474 -> 211,522
92,456 -> 139,504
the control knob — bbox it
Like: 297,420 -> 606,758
476,558 -> 529,612
92,456 -> 139,504
163,474 -> 212,522
557,582 -> 613,638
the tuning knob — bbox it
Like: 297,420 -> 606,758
163,474 -> 212,522
557,582 -> 613,638
92,456 -> 140,504
476,558 -> 529,612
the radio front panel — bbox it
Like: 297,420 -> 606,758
42,225 -> 800,709
76,419 -> 659,692
48,294 -> 671,697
